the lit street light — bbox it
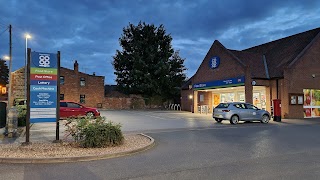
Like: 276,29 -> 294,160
3,55 -> 10,61
25,34 -> 31,103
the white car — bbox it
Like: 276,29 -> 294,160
213,102 -> 270,124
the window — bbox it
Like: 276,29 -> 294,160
234,103 -> 245,109
80,94 -> 85,103
80,77 -> 85,86
200,94 -> 204,102
60,94 -> 64,100
60,102 -> 67,107
246,104 -> 259,110
67,102 -> 81,108
60,76 -> 65,85
216,103 -> 229,108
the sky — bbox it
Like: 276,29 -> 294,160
0,0 -> 320,85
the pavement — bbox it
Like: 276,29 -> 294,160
0,121 -> 155,164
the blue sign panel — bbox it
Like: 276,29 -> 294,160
29,52 -> 58,123
193,76 -> 245,90
30,91 -> 57,107
31,52 -> 57,68
209,56 -> 220,69
30,80 -> 57,86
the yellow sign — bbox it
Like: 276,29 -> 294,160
1,87 -> 6,94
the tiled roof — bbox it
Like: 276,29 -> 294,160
228,50 -> 267,78
181,76 -> 193,90
242,27 -> 320,78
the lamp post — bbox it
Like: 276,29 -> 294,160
25,34 -> 31,103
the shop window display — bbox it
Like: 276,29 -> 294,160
303,89 -> 320,118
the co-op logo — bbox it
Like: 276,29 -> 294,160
209,56 -> 220,69
31,52 -> 57,68
39,54 -> 50,67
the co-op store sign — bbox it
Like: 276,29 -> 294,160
29,52 -> 58,123
193,76 -> 245,90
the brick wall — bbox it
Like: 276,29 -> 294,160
103,94 -> 145,109
281,36 -> 320,118
60,63 -> 105,108
181,89 -> 192,111
11,68 -> 26,104
193,41 -> 246,85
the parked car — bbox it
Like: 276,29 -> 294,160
60,101 -> 100,118
212,102 -> 270,124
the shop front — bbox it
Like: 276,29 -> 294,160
181,27 -> 320,119
192,76 -> 268,114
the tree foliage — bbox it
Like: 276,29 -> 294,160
0,59 -> 9,86
112,22 -> 186,102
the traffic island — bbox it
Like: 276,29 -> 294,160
0,133 -> 154,163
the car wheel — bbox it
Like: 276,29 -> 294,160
215,118 -> 222,123
230,115 -> 239,124
261,114 -> 270,124
86,112 -> 94,118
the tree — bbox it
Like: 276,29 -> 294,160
0,59 -> 9,87
113,22 -> 186,102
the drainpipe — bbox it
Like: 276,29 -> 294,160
276,79 -> 279,99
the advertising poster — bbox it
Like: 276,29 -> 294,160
213,94 -> 220,106
303,89 -> 320,118
29,52 -> 58,123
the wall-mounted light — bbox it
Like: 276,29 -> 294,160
251,80 -> 257,86
189,95 -> 193,99
312,74 -> 316,78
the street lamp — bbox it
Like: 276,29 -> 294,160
25,34 -> 31,103
3,55 -> 10,60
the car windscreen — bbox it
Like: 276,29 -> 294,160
215,103 -> 230,108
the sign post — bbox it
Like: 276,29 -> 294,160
25,49 -> 60,143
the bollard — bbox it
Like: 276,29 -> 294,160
6,107 -> 18,138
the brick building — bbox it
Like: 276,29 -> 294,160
60,61 -> 105,107
11,61 -> 105,108
181,27 -> 320,119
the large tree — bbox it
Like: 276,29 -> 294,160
0,59 -> 9,87
113,22 -> 186,102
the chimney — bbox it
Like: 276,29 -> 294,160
93,72 -> 96,76
74,60 -> 79,73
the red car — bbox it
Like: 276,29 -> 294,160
59,101 -> 100,118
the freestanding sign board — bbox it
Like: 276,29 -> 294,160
29,52 -> 58,123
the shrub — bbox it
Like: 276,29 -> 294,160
64,116 -> 124,148
16,105 -> 26,127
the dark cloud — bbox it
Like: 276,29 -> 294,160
0,0 -> 319,83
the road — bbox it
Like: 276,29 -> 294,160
2,110 -> 320,180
